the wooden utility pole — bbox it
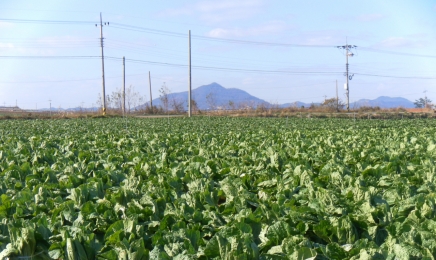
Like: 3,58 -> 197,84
188,30 -> 192,117
148,71 -> 152,113
336,80 -> 339,112
123,56 -> 126,115
98,13 -> 107,115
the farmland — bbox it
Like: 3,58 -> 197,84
1,117 -> 436,259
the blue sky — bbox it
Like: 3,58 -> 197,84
0,0 -> 435,109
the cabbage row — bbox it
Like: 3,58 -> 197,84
1,118 -> 436,259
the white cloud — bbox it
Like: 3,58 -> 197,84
159,0 -> 264,23
356,14 -> 385,22
207,21 -> 287,38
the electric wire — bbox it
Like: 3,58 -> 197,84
359,47 -> 436,59
0,55 -> 100,59
0,18 -> 95,24
354,72 -> 436,80
2,18 -> 435,58
0,55 -> 433,79
106,56 -> 342,75
110,22 -> 335,48
104,39 -> 343,69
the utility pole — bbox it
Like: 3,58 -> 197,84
424,90 -> 428,108
148,71 -> 153,113
188,30 -> 192,117
336,80 -> 339,112
323,95 -> 327,103
123,56 -> 126,115
337,41 -> 356,112
49,99 -> 52,117
97,13 -> 109,115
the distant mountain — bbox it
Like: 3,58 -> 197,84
350,96 -> 415,108
34,91 -> 416,112
278,96 -> 415,109
139,83 -> 416,111
143,82 -> 268,110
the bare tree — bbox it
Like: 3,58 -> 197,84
227,100 -> 236,111
322,97 -> 345,111
159,82 -> 170,113
109,89 -> 122,111
206,92 -> 217,111
256,103 -> 268,113
170,98 -> 185,113
98,86 -> 144,114
136,96 -> 145,112
106,95 -> 113,110
96,93 -> 102,109
190,98 -> 200,114
125,85 -> 142,113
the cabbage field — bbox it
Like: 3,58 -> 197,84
1,117 -> 436,259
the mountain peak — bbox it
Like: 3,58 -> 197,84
196,82 -> 225,91
145,82 -> 267,110
352,96 -> 414,108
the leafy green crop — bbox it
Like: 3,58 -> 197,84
1,117 -> 436,259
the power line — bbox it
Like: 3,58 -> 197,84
0,73 -> 154,84
1,54 -> 433,79
108,22 -> 436,56
110,23 -> 187,38
191,35 -> 333,48
110,22 -> 335,48
359,47 -> 436,59
2,18 -> 436,59
0,54 -> 434,79
0,18 -> 95,24
103,39 -> 344,69
0,55 -> 100,59
354,73 -> 436,79
111,56 -> 342,75
0,39 -> 99,49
